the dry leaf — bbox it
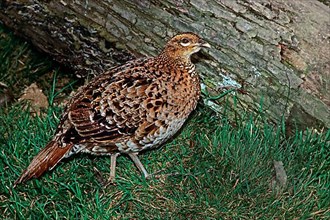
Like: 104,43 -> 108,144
0,82 -> 13,107
19,83 -> 49,116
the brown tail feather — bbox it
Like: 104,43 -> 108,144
14,140 -> 73,186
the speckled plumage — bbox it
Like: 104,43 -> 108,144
14,33 -> 210,186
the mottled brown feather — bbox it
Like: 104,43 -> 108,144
14,33 -> 210,185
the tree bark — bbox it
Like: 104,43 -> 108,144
0,0 -> 329,131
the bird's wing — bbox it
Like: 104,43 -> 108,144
66,59 -> 159,145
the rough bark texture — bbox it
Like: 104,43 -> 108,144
0,0 -> 329,131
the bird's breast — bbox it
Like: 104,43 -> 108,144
127,69 -> 201,152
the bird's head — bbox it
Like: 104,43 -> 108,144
160,33 -> 211,63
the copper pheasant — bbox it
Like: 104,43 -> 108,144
14,33 -> 210,186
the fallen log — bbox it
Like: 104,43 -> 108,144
1,0 -> 329,131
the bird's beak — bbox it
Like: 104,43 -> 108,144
201,42 -> 211,48
199,39 -> 211,48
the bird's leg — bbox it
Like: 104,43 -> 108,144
108,152 -> 120,183
128,152 -> 150,179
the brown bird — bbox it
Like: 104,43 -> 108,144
14,33 -> 210,186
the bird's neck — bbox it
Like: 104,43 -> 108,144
155,51 -> 199,88
156,51 -> 193,70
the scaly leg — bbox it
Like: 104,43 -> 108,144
128,152 -> 150,179
108,153 -> 120,183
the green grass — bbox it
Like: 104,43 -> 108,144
1,24 -> 329,219
1,105 -> 329,219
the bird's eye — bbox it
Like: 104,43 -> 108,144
180,38 -> 191,47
